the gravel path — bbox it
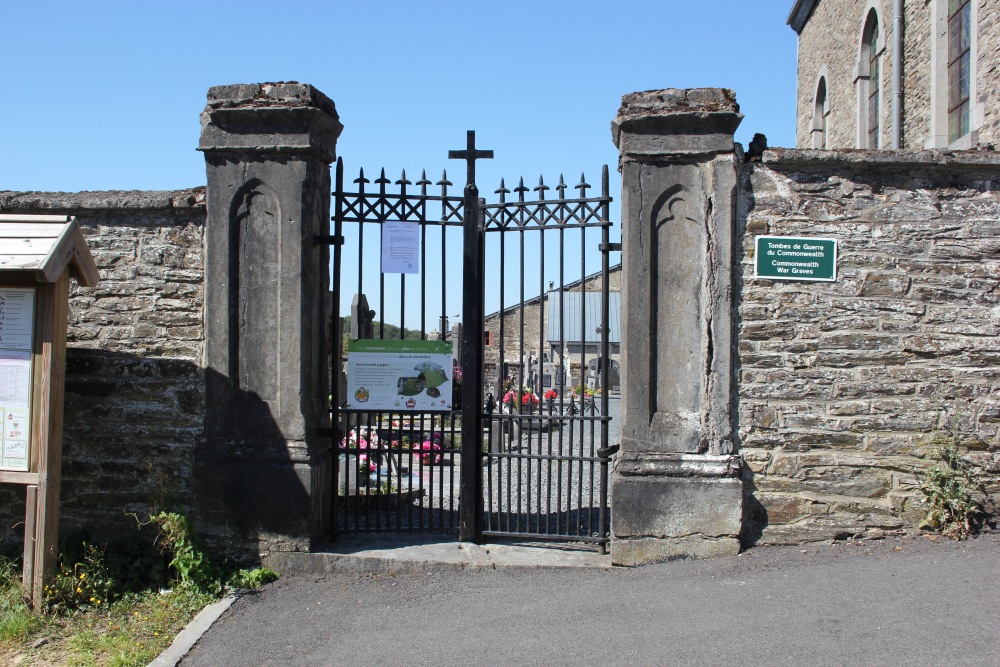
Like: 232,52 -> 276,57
335,396 -> 620,539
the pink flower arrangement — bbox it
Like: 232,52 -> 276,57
502,387 -> 539,408
342,428 -> 381,473
410,432 -> 444,464
415,440 -> 442,465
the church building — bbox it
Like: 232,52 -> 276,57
789,0 -> 1000,150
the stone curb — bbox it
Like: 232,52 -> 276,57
147,593 -> 240,667
264,543 -> 613,576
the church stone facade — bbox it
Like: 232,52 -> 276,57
791,0 -> 1000,150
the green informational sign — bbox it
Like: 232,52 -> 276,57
346,339 -> 454,411
755,236 -> 838,282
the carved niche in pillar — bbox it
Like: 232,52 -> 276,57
648,183 -> 710,453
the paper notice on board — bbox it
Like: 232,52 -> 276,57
381,221 -> 420,274
0,289 -> 35,351
0,288 -> 34,472
0,350 -> 31,471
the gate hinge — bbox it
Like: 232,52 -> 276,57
598,242 -> 621,253
314,235 -> 344,246
597,444 -> 620,458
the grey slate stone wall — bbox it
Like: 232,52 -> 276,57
740,148 -> 1000,545
0,189 -> 206,542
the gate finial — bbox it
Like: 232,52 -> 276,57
448,130 -> 493,187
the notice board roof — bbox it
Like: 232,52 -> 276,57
0,215 -> 99,286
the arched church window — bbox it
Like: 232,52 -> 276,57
948,0 -> 972,141
862,10 -> 881,148
813,76 -> 829,149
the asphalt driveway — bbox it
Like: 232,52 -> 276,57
178,532 -> 999,667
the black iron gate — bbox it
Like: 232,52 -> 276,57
329,132 -> 617,550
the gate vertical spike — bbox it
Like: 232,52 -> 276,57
397,169 -> 410,204
355,166 -> 371,187
437,170 -> 452,191
602,164 -> 609,200
495,178 -> 509,199
416,169 -> 430,196
514,177 -> 528,197
534,175 -> 549,198
556,174 -> 567,200
575,172 -> 590,197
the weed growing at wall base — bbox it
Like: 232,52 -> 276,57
917,436 -> 989,540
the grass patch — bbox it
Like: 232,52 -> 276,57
0,513 -> 277,666
0,571 -> 215,667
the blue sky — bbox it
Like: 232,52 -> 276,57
1,0 -> 800,325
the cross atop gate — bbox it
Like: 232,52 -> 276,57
448,130 -> 493,187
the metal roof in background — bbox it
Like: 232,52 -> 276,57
546,291 -> 621,344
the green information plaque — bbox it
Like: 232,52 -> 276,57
346,339 -> 455,411
755,236 -> 837,281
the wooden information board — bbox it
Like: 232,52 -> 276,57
0,214 -> 98,610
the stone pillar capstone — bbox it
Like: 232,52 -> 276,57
197,83 -> 343,556
610,89 -> 743,564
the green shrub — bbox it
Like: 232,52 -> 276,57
917,438 -> 988,540
149,512 -> 220,593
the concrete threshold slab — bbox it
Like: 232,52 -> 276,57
263,535 -> 613,576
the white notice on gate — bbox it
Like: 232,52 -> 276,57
381,220 -> 420,274
0,288 -> 34,472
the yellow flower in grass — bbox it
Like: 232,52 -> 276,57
76,587 -> 82,593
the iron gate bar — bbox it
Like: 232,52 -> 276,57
449,130 -> 492,543
598,165 -> 612,550
330,158 -> 344,529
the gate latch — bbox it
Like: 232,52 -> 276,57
598,242 -> 621,253
314,235 -> 344,246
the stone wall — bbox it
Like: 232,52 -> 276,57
0,189 -> 206,542
738,148 -> 1000,545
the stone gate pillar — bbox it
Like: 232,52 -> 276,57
197,83 -> 343,556
610,89 -> 743,564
